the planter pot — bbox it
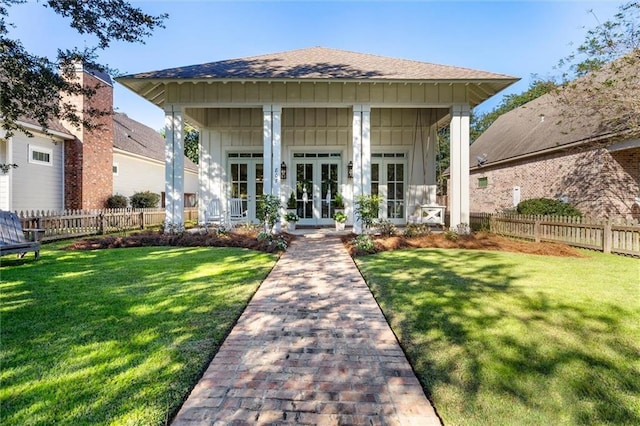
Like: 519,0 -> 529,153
287,222 -> 297,232
335,221 -> 346,231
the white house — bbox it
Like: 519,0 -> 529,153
0,67 -> 198,212
117,47 -> 518,231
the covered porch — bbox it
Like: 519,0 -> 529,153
117,47 -> 517,232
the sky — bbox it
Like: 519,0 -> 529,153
5,0 -> 625,131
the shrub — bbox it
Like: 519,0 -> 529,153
130,191 -> 160,208
354,194 -> 380,231
352,234 -> 375,253
517,198 -> 582,217
375,219 -> 397,237
257,195 -> 281,231
403,223 -> 431,238
334,193 -> 345,209
106,194 -> 128,208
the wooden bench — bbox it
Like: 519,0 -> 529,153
0,211 -> 42,260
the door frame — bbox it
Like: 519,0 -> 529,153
227,153 -> 264,223
371,152 -> 408,224
291,152 -> 343,226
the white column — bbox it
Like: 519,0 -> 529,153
263,106 -> 273,196
272,105 -> 282,232
198,129 -> 208,225
449,104 -> 470,230
352,106 -> 363,234
361,105 -> 371,196
164,105 -> 184,231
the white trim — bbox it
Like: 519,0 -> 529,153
28,144 -> 53,166
607,138 -> 640,152
15,120 -> 73,140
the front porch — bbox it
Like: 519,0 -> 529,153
117,47 -> 518,232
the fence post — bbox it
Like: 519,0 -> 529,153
534,220 -> 541,243
140,211 -> 145,230
603,220 -> 612,254
99,213 -> 105,235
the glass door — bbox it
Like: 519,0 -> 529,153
228,154 -> 263,223
293,153 -> 341,226
371,153 -> 407,224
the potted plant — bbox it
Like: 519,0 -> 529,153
333,211 -> 347,231
284,212 -> 299,232
333,192 -> 345,213
286,191 -> 297,214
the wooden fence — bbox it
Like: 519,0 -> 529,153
490,213 -> 640,256
16,208 -> 199,242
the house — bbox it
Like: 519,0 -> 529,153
113,112 -> 198,207
467,85 -> 640,219
117,47 -> 518,231
0,65 -> 198,212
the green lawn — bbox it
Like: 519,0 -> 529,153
0,243 -> 276,425
357,249 -> 640,426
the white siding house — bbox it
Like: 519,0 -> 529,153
112,113 -> 198,207
0,121 -> 72,211
117,47 -> 519,231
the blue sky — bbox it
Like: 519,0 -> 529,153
7,0 -> 623,131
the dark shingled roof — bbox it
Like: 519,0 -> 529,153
125,46 -> 516,81
113,112 -> 197,172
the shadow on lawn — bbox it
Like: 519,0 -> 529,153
360,249 -> 639,425
1,246 -> 272,424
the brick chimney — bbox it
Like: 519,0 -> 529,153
62,64 -> 114,210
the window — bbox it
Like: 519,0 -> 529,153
112,163 -> 119,175
478,177 -> 488,188
28,145 -> 52,166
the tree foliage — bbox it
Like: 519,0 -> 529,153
554,1 -> 640,136
184,124 -> 199,164
0,0 -> 167,137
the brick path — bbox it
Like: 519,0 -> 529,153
172,233 -> 441,426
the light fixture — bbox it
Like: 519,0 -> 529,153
347,161 -> 353,179
280,161 -> 287,180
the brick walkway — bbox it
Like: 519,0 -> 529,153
172,233 -> 440,426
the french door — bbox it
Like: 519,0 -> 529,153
293,153 -> 341,226
228,153 -> 263,223
372,154 -> 407,224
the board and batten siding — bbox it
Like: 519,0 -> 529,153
168,81 -> 468,113
113,151 -> 198,203
10,133 -> 64,211
0,139 -> 8,210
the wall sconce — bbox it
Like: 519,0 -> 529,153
347,161 -> 353,179
280,162 -> 287,180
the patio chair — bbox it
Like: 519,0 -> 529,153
204,197 -> 225,230
229,198 -> 247,224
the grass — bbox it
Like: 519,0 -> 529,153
0,242 -> 276,425
356,248 -> 640,426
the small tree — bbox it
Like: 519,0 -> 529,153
354,194 -> 380,232
130,191 -> 160,208
257,195 -> 281,232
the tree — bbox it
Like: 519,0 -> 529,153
470,79 -> 557,140
0,0 -> 167,138
184,124 -> 199,164
555,1 -> 640,136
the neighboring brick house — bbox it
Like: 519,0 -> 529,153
0,65 -> 197,212
467,92 -> 640,219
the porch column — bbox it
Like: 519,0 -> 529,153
263,105 -> 282,231
449,104 -> 470,230
352,104 -> 371,234
164,105 -> 184,232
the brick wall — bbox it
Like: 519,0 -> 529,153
62,68 -> 114,209
469,144 -> 640,219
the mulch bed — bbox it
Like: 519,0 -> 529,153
341,231 -> 586,258
64,229 -> 295,254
